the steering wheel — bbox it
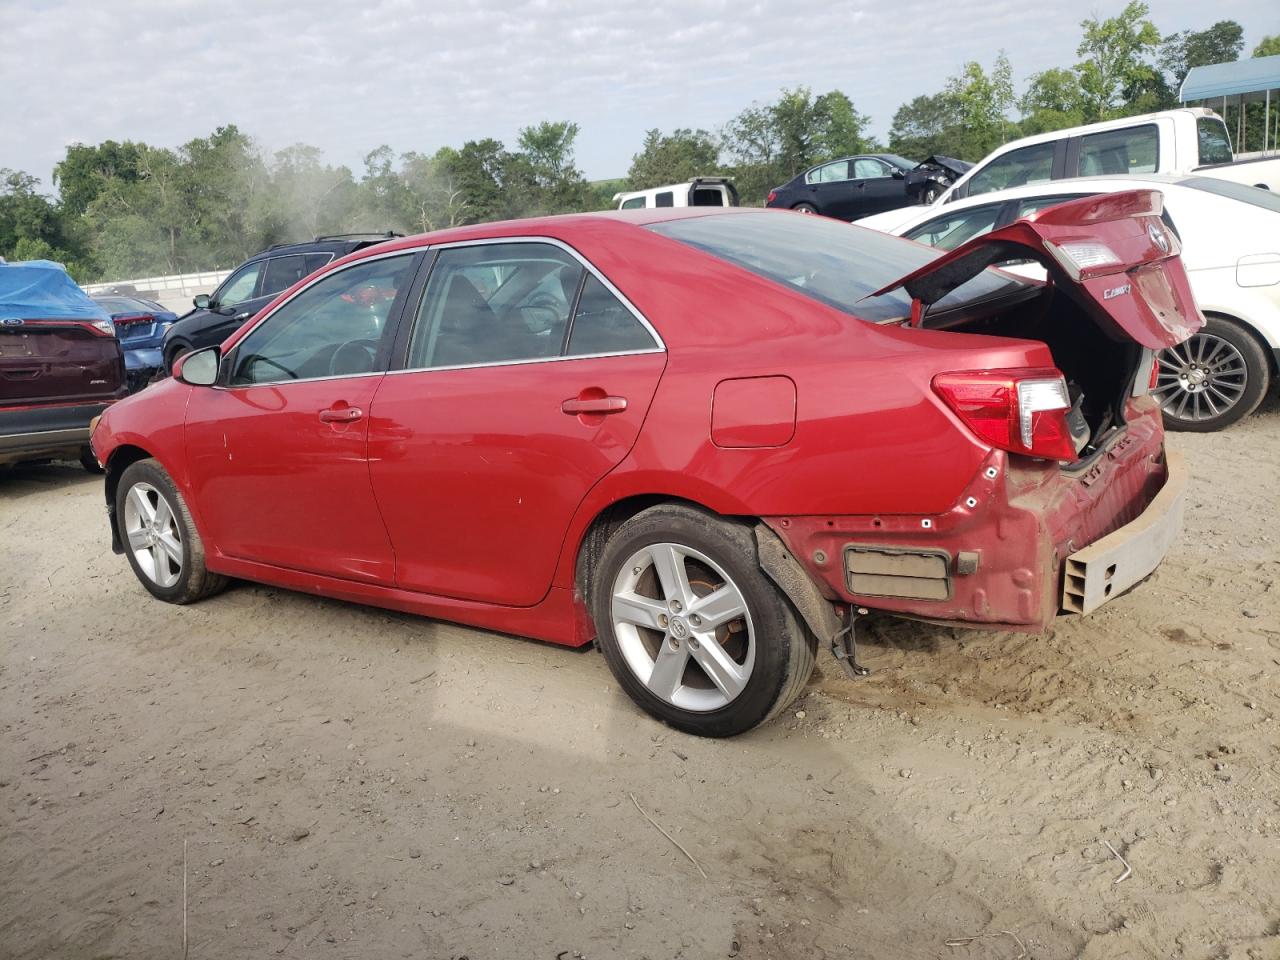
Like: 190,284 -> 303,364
328,339 -> 379,377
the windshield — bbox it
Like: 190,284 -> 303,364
1180,176 -> 1280,214
647,211 -> 1027,322
881,154 -> 917,170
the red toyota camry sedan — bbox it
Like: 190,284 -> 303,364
91,195 -> 1198,737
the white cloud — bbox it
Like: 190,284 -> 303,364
2,0 -> 1275,190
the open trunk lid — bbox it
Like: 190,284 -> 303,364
870,190 -> 1204,349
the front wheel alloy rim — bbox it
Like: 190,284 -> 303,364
123,482 -> 183,587
1153,333 -> 1248,422
610,543 -> 755,712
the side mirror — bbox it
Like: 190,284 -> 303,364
193,294 -> 211,309
892,169 -> 905,180
174,346 -> 220,386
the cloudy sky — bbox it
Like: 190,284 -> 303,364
2,0 -> 1275,191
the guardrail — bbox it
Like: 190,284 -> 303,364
82,270 -> 232,313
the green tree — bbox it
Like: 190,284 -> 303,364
0,169 -> 94,277
1019,67 -> 1087,134
945,53 -> 1016,158
1075,1 -> 1163,120
888,92 -> 961,159
626,128 -> 720,189
53,140 -> 143,217
723,86 -> 870,202
514,120 -> 593,213
1253,35 -> 1280,58
1160,20 -> 1244,89
399,149 -> 474,232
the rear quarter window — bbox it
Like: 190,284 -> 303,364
966,142 -> 1055,197
1196,118 -> 1233,166
1078,125 -> 1158,176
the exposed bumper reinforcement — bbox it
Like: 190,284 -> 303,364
1062,450 -> 1187,615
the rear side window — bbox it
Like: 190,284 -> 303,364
808,160 -> 850,184
566,275 -> 656,356
408,243 -> 583,368
620,196 -> 646,210
261,255 -> 311,298
1196,117 -> 1233,166
654,192 -> 674,208
905,205 -> 1002,250
967,143 -> 1055,197
1078,125 -> 1158,176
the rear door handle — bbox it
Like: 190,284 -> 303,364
561,396 -> 627,415
319,406 -> 363,423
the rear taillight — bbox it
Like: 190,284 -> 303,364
932,368 -> 1078,462
767,190 -> 777,204
112,313 -> 153,326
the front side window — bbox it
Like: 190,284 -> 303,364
229,254 -> 414,385
260,255 -> 311,298
216,262 -> 262,306
967,143 -> 1056,197
1078,125 -> 1158,176
620,196 -> 646,210
1196,117 -> 1233,166
905,205 -> 1002,251
853,158 -> 890,179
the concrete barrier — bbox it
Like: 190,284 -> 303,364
83,270 -> 232,314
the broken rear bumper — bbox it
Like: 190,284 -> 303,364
1061,450 -> 1186,614
763,400 -> 1178,633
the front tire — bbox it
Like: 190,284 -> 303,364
591,505 -> 816,738
165,342 -> 192,375
1154,315 -> 1270,432
116,458 -> 227,604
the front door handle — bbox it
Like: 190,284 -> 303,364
561,396 -> 627,415
319,406 -> 363,423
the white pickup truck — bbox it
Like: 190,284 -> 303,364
934,108 -> 1278,208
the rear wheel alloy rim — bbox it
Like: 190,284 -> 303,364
610,543 -> 755,712
123,482 -> 183,587
1153,333 -> 1248,422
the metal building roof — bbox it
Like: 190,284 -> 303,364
1181,54 -> 1280,102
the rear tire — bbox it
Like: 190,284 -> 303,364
591,504 -> 816,738
1155,315 -> 1270,432
792,202 -> 818,215
116,458 -> 227,604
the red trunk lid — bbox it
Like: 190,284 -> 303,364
870,190 -> 1203,349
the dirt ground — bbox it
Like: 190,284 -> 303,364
3,398 -> 1279,960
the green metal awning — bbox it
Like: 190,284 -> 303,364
1181,55 -> 1280,102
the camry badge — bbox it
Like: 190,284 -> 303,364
1103,283 -> 1132,301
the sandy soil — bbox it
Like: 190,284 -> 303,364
3,398 -> 1279,960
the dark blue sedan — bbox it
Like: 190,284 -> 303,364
90,295 -> 178,391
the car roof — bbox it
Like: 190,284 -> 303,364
244,234 -> 399,262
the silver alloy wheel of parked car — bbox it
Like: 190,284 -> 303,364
610,542 -> 756,712
123,481 -> 184,588
1154,332 -> 1248,423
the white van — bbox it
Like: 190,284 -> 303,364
613,178 -> 740,210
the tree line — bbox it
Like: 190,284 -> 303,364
2,3 -> 1276,284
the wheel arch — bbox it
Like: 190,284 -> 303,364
571,494 -> 839,650
104,443 -> 159,553
1201,309 -> 1280,375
